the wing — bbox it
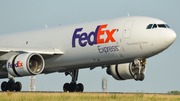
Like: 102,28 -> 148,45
0,47 -> 64,55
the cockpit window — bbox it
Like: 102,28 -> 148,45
158,24 -> 166,28
146,24 -> 153,29
147,24 -> 170,29
165,24 -> 170,28
152,24 -> 157,29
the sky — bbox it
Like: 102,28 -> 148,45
0,0 -> 179,93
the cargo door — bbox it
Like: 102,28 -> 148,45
122,21 -> 134,38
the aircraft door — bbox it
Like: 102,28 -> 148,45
122,21 -> 134,38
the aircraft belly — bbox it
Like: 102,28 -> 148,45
43,43 -> 123,72
0,71 -> 8,78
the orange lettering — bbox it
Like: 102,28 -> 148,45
97,24 -> 107,44
105,29 -> 116,43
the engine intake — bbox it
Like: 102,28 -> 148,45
6,53 -> 45,77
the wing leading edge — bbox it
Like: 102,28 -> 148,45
0,47 -> 64,55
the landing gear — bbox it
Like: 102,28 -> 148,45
63,69 -> 84,92
133,59 -> 146,81
134,73 -> 145,81
134,73 -> 139,81
63,83 -> 84,92
1,75 -> 22,92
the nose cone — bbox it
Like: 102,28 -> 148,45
164,29 -> 176,47
151,29 -> 176,55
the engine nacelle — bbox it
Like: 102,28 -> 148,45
6,53 -> 45,77
107,63 -> 146,80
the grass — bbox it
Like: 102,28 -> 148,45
0,91 -> 180,101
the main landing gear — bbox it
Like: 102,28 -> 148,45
133,59 -> 146,81
1,74 -> 22,92
63,69 -> 84,92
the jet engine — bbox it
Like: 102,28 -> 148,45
107,62 -> 146,81
6,53 -> 45,77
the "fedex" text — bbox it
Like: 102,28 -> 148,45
8,61 -> 23,68
72,24 -> 117,47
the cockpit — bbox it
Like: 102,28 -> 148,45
146,24 -> 170,29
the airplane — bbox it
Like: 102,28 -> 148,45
0,16 -> 176,92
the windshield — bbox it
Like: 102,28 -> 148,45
146,24 -> 170,29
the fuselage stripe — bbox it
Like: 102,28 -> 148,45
129,63 -> 134,78
115,64 -> 125,80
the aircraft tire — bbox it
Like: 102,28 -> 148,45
134,73 -> 139,81
15,82 -> 22,92
69,83 -> 76,92
139,73 -> 145,81
1,81 -> 8,91
8,79 -> 15,91
63,83 -> 70,92
77,83 -> 84,92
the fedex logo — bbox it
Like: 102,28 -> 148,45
72,24 -> 117,47
8,61 -> 23,68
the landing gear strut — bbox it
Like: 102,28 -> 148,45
63,69 -> 84,92
1,74 -> 22,92
133,59 -> 146,81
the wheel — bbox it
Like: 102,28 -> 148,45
15,82 -> 22,92
69,83 -> 76,92
139,73 -> 145,81
77,83 -> 84,92
134,73 -> 139,81
1,81 -> 8,91
63,83 -> 70,92
8,79 -> 15,91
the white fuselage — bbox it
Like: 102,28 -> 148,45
0,16 -> 176,75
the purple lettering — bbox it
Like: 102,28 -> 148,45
97,45 -> 119,54
87,26 -> 100,46
8,62 -> 12,68
72,28 -> 83,47
97,45 -> 103,53
14,63 -> 18,67
79,32 -> 88,47
72,26 -> 101,47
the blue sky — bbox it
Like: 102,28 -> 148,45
0,0 -> 179,93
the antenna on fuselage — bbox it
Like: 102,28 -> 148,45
127,12 -> 130,17
45,24 -> 48,28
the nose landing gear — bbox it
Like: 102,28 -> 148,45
133,59 -> 146,81
134,73 -> 145,81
